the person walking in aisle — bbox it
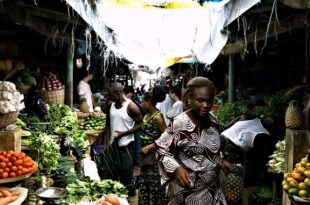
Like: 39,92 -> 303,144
156,85 -> 173,126
166,86 -> 183,125
103,83 -> 143,196
124,85 -> 145,166
138,86 -> 167,205
155,77 -> 229,205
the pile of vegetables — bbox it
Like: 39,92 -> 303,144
46,105 -> 78,136
96,194 -> 124,205
13,69 -> 37,87
45,104 -> 89,153
0,81 -> 24,114
80,116 -> 105,131
51,157 -> 78,188
283,154 -> 310,199
60,178 -> 128,205
0,187 -> 22,205
268,140 -> 285,173
37,72 -> 64,91
0,151 -> 38,179
21,131 -> 61,175
213,101 -> 248,129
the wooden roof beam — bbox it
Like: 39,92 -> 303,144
0,1 -> 73,44
279,0 -> 310,9
20,4 -> 86,26
221,12 -> 309,55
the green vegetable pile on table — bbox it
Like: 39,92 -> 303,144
45,104 -> 90,153
22,131 -> 61,175
46,104 -> 78,136
79,116 -> 105,131
60,178 -> 128,205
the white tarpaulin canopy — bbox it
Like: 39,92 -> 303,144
66,0 -> 260,70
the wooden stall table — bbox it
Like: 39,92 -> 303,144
267,167 -> 283,202
84,130 -> 104,145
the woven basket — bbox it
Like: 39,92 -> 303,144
0,111 -> 19,128
16,84 -> 31,95
39,88 -> 65,105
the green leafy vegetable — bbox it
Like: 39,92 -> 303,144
60,178 -> 128,205
27,131 -> 61,174
45,104 -> 89,152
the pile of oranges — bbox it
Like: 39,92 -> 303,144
0,151 -> 38,179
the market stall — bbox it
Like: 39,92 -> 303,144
0,87 -> 128,205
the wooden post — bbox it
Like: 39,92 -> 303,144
66,43 -> 73,107
228,54 -> 235,102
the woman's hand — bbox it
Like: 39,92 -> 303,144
141,145 -> 150,154
174,166 -> 192,188
221,160 -> 231,174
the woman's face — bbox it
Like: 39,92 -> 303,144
141,95 -> 150,112
189,86 -> 214,117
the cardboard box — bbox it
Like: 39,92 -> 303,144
0,130 -> 21,152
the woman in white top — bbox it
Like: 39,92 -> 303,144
167,86 -> 183,126
77,72 -> 94,112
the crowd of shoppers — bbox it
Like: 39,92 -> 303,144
98,77 -> 231,205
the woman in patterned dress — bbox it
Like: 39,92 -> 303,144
138,86 -> 167,205
155,77 -> 229,205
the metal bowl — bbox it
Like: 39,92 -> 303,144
35,187 -> 67,202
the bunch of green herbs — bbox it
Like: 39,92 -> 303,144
45,104 -> 89,153
25,131 -> 61,174
60,178 -> 128,205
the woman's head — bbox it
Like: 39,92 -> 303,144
184,77 -> 216,117
142,86 -> 166,111
169,86 -> 182,101
124,86 -> 135,99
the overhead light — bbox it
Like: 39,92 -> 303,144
76,58 -> 83,68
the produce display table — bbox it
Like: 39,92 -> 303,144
84,130 -> 104,145
267,167 -> 283,202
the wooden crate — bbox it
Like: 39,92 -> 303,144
0,130 -> 21,152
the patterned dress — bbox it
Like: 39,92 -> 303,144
155,112 -> 227,205
138,111 -> 166,205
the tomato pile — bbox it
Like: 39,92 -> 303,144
0,151 -> 37,179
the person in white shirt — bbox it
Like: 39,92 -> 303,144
102,83 -> 143,197
77,72 -> 94,112
156,86 -> 173,126
167,86 -> 183,126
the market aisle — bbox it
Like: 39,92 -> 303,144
128,165 -> 141,205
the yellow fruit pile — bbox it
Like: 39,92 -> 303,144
283,156 -> 310,198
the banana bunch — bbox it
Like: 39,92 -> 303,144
268,140 -> 285,173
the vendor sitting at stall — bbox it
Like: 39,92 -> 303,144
220,98 -> 271,187
77,71 -> 94,112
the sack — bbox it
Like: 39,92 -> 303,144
137,150 -> 155,167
